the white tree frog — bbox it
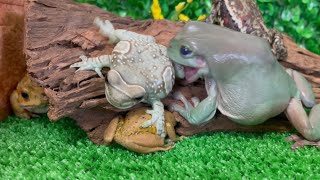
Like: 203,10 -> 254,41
168,21 -> 320,149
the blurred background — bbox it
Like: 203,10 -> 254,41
74,0 -> 320,55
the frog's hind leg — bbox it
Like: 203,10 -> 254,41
286,69 -> 316,108
116,134 -> 174,154
94,17 -> 155,44
285,97 -> 320,149
164,111 -> 184,142
104,116 -> 121,145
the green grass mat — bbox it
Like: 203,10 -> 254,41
1,116 -> 320,179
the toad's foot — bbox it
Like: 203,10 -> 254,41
286,134 -> 320,150
141,101 -> 165,138
70,55 -> 111,78
165,136 -> 185,144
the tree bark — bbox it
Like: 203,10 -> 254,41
24,0 -> 319,144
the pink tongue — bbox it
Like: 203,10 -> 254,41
184,66 -> 198,82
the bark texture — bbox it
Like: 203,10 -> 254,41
24,0 -> 319,144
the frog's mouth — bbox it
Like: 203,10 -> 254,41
174,56 -> 207,83
22,105 -> 48,114
184,66 -> 200,83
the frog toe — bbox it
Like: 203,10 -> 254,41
286,134 -> 320,150
141,119 -> 155,128
191,97 -> 200,107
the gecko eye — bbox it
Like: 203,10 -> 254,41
180,45 -> 193,57
21,92 -> 29,100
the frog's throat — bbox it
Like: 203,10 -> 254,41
23,105 -> 48,114
105,86 -> 137,109
107,69 -> 146,99
105,69 -> 145,109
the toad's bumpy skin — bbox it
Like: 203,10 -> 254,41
10,74 -> 49,119
104,107 -> 183,154
168,21 -> 320,149
70,17 -> 175,138
203,0 -> 287,61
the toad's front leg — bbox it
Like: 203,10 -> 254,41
169,78 -> 218,125
141,100 -> 166,138
70,55 -> 112,78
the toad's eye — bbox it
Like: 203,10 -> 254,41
21,91 -> 29,100
180,45 -> 193,57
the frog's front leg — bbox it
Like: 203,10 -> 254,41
70,54 -> 112,78
170,78 -> 218,125
141,100 -> 166,138
94,17 -> 155,44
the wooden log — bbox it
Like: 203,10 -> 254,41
24,0 -> 319,143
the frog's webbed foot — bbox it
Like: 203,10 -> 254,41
286,134 -> 320,150
169,91 -> 199,124
141,101 -> 165,138
70,55 -> 111,78
94,17 -> 119,44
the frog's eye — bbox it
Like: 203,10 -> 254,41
21,91 -> 29,100
180,45 -> 193,57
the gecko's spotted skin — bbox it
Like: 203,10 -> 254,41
71,18 -> 174,138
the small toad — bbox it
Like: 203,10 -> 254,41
10,74 -> 48,119
203,0 -> 287,61
71,18 -> 175,138
104,107 -> 183,153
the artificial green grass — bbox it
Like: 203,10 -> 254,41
1,116 -> 320,179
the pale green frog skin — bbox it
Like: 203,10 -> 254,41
168,21 -> 320,147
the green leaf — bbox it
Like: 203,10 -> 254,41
301,27 -> 314,38
117,11 -> 127,17
294,21 -> 305,34
161,0 -> 169,17
267,4 -> 275,16
195,9 -> 203,17
281,9 -> 292,21
302,0 -> 310,3
292,6 -> 301,23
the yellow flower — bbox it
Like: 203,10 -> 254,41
187,0 -> 193,3
197,14 -> 206,21
179,14 -> 190,21
151,0 -> 164,20
175,2 -> 186,12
